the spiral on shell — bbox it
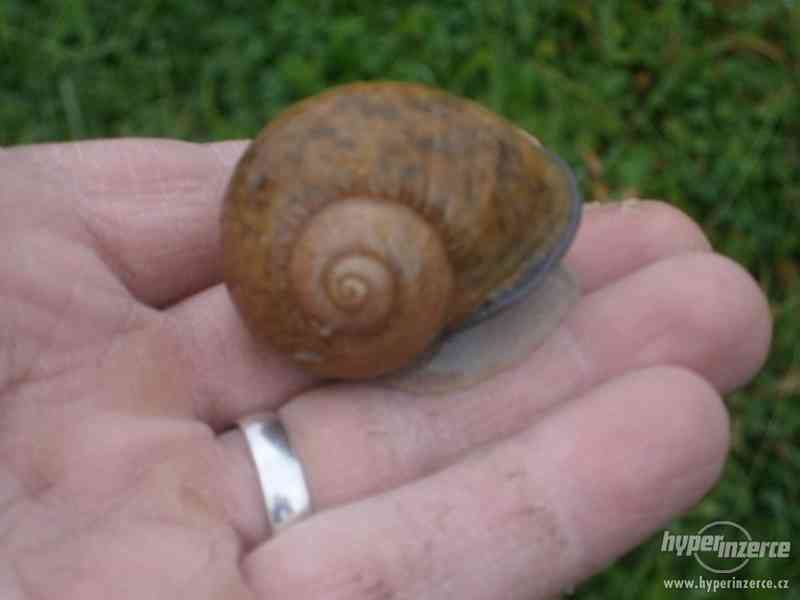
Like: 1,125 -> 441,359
221,82 -> 580,379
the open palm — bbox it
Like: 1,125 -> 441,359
0,140 -> 771,599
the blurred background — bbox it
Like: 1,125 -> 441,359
2,1 -> 798,597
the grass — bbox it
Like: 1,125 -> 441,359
2,1 -> 798,597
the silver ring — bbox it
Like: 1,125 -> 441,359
238,411 -> 312,533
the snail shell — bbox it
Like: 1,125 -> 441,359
221,82 -> 581,380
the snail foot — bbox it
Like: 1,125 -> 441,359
381,265 -> 580,393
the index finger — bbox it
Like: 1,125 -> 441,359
5,138 -> 247,307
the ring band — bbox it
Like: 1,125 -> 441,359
238,411 -> 312,533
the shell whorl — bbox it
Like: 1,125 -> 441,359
284,198 -> 453,377
221,81 -> 578,379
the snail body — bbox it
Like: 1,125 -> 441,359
221,82 -> 581,381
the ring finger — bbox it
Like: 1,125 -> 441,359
242,366 -> 730,599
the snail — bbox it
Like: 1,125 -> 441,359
221,82 -> 582,390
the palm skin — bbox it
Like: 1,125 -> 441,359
0,140 -> 771,599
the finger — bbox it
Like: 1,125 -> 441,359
566,199 -> 712,293
219,250 -> 768,541
46,288 -> 319,426
162,285 -> 319,427
1,140 -> 705,311
165,199 -> 712,427
4,139 -> 246,307
242,366 -> 729,600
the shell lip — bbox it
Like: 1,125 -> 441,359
446,146 -> 583,336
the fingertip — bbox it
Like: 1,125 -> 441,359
203,140 -> 249,171
570,199 -> 712,293
698,253 -> 773,386
569,248 -> 773,396
553,365 -> 730,573
642,252 -> 773,392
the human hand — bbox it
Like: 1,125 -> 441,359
0,140 -> 771,599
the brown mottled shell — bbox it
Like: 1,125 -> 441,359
221,81 -> 577,379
